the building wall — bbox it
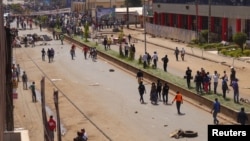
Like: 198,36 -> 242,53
153,4 -> 250,19
88,0 -> 125,9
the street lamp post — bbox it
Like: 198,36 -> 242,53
143,0 -> 147,53
208,0 -> 211,43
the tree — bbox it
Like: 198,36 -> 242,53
124,0 -> 142,7
84,22 -> 89,42
233,32 -> 247,53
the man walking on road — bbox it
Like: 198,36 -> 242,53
162,82 -> 169,104
82,45 -> 89,60
237,107 -> 248,125
172,91 -> 183,115
161,55 -> 169,72
185,67 -> 192,89
138,81 -> 146,104
41,48 -> 46,61
48,115 -> 56,141
211,98 -> 220,125
180,48 -> 185,61
29,81 -> 37,102
136,69 -> 143,84
22,71 -> 28,90
174,47 -> 180,61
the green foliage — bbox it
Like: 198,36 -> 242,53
125,0 -> 142,7
243,50 -> 250,56
84,22 -> 89,42
233,32 -> 247,53
138,55 -> 142,64
200,30 -> 208,43
9,4 -> 24,13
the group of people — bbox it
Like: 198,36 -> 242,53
137,70 -> 170,105
41,48 -> 55,63
191,66 -> 239,102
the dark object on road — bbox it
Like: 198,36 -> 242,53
109,69 -> 115,72
170,129 -> 198,139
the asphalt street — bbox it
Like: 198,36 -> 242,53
12,20 -> 234,141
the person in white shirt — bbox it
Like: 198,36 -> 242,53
152,51 -> 158,69
181,48 -> 185,61
212,71 -> 220,94
142,52 -> 148,69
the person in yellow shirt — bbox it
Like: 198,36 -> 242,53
107,37 -> 112,50
172,91 -> 183,115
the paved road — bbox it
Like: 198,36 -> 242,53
12,21 -> 233,141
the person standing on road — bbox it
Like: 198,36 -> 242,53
48,115 -> 56,141
231,78 -> 239,103
142,52 -> 148,69
39,23 -> 42,31
211,98 -> 220,125
161,55 -> 169,72
71,44 -> 76,57
185,67 -> 192,89
162,82 -> 169,104
103,37 -> 108,51
136,69 -> 143,84
147,52 -> 152,67
50,48 -> 55,62
194,71 -> 203,94
128,34 -> 132,43
16,64 -> 21,82
152,51 -> 158,69
70,48 -> 75,60
60,34 -> 65,45
22,71 -> 28,90
174,47 -> 180,61
222,77 -> 229,99
172,91 -> 183,115
180,48 -> 185,61
150,82 -> 158,105
212,71 -> 220,94
156,79 -> 162,101
82,45 -> 89,60
41,48 -> 46,61
47,48 -> 52,63
138,81 -> 146,104
237,107 -> 248,125
230,67 -> 236,86
124,43 -> 129,57
29,81 -> 37,102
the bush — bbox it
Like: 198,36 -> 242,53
138,55 -> 142,64
243,50 -> 250,56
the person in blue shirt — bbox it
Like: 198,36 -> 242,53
211,98 -> 220,125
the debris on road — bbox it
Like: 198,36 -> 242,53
169,129 -> 198,139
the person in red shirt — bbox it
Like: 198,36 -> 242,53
48,115 -> 56,141
82,45 -> 89,60
172,91 -> 183,115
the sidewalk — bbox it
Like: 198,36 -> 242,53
99,25 -> 250,101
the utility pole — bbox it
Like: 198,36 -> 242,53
143,0 -> 147,53
208,0 -> 211,43
41,77 -> 50,141
126,0 -> 129,28
195,0 -> 199,41
54,90 -> 62,141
